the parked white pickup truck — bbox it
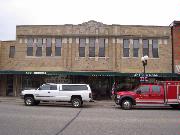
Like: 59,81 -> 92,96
20,83 -> 92,108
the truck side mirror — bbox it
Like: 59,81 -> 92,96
136,90 -> 141,94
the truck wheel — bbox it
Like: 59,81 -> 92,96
170,104 -> 180,109
71,98 -> 82,108
24,96 -> 35,106
121,99 -> 132,110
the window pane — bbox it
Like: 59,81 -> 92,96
123,48 -> 129,57
79,47 -> 85,57
55,47 -> 61,56
133,48 -> 139,57
50,85 -> 57,90
46,47 -> 52,56
89,38 -> 95,47
39,84 -> 50,90
9,46 -> 15,58
123,39 -> 129,48
99,38 -> 105,47
27,47 -> 33,56
62,85 -> 88,91
36,47 -> 42,56
143,39 -> 149,48
56,38 -> 62,47
139,86 -> 149,93
152,40 -> 158,48
80,38 -> 86,47
133,39 -> 139,48
152,48 -> 159,58
143,48 -> 149,56
27,38 -> 33,47
152,86 -> 161,93
37,38 -> 43,47
89,47 -> 95,57
99,47 -> 105,57
46,38 -> 52,47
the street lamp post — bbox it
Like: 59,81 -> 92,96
141,55 -> 149,82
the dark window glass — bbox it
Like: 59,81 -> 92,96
46,47 -> 52,56
152,39 -> 159,58
152,86 -> 161,93
9,46 -> 15,58
36,47 -> 42,56
143,39 -> 149,56
79,38 -> 86,57
27,47 -> 33,56
55,47 -> 61,56
99,38 -> 105,57
123,39 -> 129,57
89,38 -> 95,57
133,39 -> 139,57
27,38 -> 33,47
139,86 -> 150,93
50,85 -> 57,90
39,84 -> 50,90
62,85 -> 88,91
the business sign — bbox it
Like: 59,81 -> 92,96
25,72 -> 47,75
134,73 -> 158,77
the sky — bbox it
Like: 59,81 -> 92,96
0,0 -> 179,41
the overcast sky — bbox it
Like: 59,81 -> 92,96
0,0 -> 179,41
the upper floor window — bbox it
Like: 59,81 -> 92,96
143,39 -> 149,56
123,39 -> 130,57
89,38 -> 95,57
55,38 -> 62,56
152,39 -> 159,58
46,38 -> 52,56
36,38 -> 43,57
9,46 -> 15,58
79,38 -> 86,57
133,39 -> 139,57
27,38 -> 33,56
99,38 -> 105,57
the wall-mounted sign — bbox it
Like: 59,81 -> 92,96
134,73 -> 158,77
25,72 -> 46,75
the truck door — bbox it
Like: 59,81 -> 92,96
35,84 -> 58,101
150,85 -> 164,104
136,85 -> 151,104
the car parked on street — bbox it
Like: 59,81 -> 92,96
20,83 -> 92,108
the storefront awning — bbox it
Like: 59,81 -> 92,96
0,70 -> 179,77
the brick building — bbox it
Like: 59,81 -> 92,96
171,21 -> 180,74
0,20 -> 176,98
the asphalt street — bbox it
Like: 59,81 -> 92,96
0,101 -> 179,135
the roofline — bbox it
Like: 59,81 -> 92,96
16,24 -> 169,28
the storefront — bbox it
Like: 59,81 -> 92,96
0,71 -> 179,99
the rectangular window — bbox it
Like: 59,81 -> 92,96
89,38 -> 95,57
133,39 -> 139,57
55,38 -> 62,56
46,38 -> 52,56
99,38 -> 105,57
143,39 -> 149,56
152,86 -> 161,93
152,39 -> 159,58
62,85 -> 88,91
79,38 -> 86,57
123,39 -> 130,57
27,38 -> 33,56
9,46 -> 15,58
36,38 -> 43,56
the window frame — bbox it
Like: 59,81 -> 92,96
123,39 -> 130,57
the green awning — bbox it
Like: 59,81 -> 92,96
0,70 -> 179,77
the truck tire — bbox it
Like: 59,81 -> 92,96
24,96 -> 35,106
170,104 -> 180,109
71,98 -> 82,108
121,99 -> 132,110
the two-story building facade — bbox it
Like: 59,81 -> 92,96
0,20 -> 175,98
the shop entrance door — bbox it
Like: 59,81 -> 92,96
6,75 -> 13,96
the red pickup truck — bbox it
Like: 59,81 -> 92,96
113,81 -> 180,110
